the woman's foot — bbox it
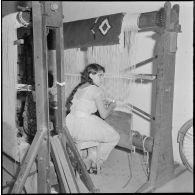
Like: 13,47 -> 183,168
87,160 -> 104,175
83,160 -> 98,175
87,167 -> 95,174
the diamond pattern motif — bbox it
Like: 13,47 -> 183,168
99,18 -> 111,35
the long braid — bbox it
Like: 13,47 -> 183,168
65,82 -> 86,115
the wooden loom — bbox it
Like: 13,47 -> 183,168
4,1 -> 181,193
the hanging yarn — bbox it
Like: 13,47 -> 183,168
86,32 -> 138,113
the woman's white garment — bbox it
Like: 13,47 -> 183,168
66,85 -> 120,162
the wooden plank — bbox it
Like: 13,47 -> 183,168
2,153 -> 20,194
55,14 -> 66,135
60,131 -> 99,192
11,128 -> 46,193
126,103 -> 155,120
32,1 -> 50,193
53,135 -> 80,193
122,56 -> 158,72
50,137 -> 70,193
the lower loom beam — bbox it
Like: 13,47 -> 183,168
126,103 -> 155,121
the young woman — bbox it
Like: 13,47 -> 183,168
66,63 -> 120,174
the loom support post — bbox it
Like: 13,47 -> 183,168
137,1 -> 181,192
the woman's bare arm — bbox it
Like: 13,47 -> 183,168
95,96 -> 116,119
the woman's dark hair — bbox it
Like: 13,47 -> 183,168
65,63 -> 105,114
80,63 -> 105,84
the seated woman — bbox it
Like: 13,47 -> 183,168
66,63 -> 120,174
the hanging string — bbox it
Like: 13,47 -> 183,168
142,136 -> 150,178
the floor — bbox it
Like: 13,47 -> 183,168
3,145 -> 193,193
153,169 -> 193,193
77,147 -> 194,193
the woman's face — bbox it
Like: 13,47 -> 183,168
90,70 -> 104,87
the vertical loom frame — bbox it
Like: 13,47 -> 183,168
32,2 -> 51,192
137,2 -> 181,192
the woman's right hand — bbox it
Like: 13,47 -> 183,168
109,100 -> 117,110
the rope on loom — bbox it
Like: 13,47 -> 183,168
142,136 -> 150,178
123,107 -> 134,188
122,152 -> 132,188
56,81 -> 66,86
122,105 -> 137,189
130,130 -> 150,178
128,104 -> 135,152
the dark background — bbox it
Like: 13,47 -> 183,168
2,1 -> 32,17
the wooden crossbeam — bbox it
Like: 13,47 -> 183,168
52,135 -> 80,193
59,130 -> 100,193
65,73 -> 156,81
122,56 -> 158,72
50,138 -> 68,193
50,136 -> 79,193
11,129 -> 47,193
126,103 -> 155,120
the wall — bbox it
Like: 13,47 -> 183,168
62,1 -> 193,163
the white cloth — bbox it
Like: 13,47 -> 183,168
66,85 -> 120,161
3,12 -> 24,160
2,13 -> 37,193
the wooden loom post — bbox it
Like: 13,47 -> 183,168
12,2 -> 51,193
137,2 -> 181,192
31,2 -> 51,193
